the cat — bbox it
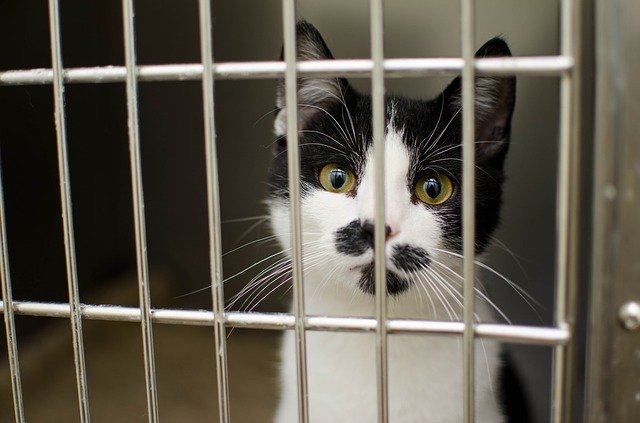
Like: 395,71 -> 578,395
267,20 -> 520,422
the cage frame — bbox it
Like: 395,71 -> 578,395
0,0 -> 587,422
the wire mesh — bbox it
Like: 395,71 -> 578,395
281,1 -> 310,422
121,0 -> 160,420
47,0 -> 91,420
460,0 -> 477,420
0,0 -> 582,421
0,142 -> 25,423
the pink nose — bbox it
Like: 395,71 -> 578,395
362,221 -> 398,242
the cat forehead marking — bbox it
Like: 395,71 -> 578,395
356,126 -> 412,228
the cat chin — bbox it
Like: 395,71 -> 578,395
359,275 -> 412,296
336,262 -> 411,296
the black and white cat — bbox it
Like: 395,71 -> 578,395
268,21 -> 519,422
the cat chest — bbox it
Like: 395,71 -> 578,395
287,332 -> 501,421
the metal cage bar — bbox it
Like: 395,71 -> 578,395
0,301 -> 571,345
47,0 -> 91,420
197,0 -> 231,421
460,0 -> 477,421
585,0 -> 640,423
0,3 -> 591,423
282,1 -> 310,422
551,0 -> 582,421
121,0 -> 160,421
0,56 -> 574,86
0,158 -> 25,422
586,0 -> 640,420
369,0 -> 389,422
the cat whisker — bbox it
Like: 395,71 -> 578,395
221,215 -> 270,224
188,239 -> 323,303
223,235 -> 281,258
224,232 -> 324,258
420,264 -> 485,322
227,240 -> 334,310
479,338 -> 496,398
428,157 -> 499,183
412,272 -> 438,318
230,257 -> 298,310
428,140 -> 504,160
427,258 -> 511,324
298,102 -> 356,147
434,247 -> 541,308
253,106 -> 281,127
423,107 -> 462,157
487,236 -> 533,283
421,94 -> 446,151
427,270 -> 467,321
243,253 -> 335,312
227,254 -> 294,309
232,220 -> 273,248
300,84 -> 359,147
297,133 -> 358,163
414,270 -> 457,321
308,257 -> 347,302
271,140 -> 351,162
431,247 -> 541,321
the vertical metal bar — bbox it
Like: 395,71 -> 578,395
0,161 -> 25,422
121,1 -> 159,421
197,1 -> 231,421
281,1 -> 310,422
460,0 -> 476,421
552,0 -> 581,421
47,0 -> 91,421
370,1 -> 388,422
586,0 -> 640,420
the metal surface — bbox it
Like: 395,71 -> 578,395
586,0 -> 640,420
0,301 -> 570,345
460,0 -> 476,421
618,302 -> 640,331
197,0 -> 231,421
282,1 -> 310,422
0,159 -> 25,422
121,0 -> 160,421
47,0 -> 91,421
551,0 -> 582,421
370,0 -> 388,421
0,56 -> 574,86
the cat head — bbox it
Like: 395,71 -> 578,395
268,21 -> 515,296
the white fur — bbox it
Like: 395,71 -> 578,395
270,125 -> 505,422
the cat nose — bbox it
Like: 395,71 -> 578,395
362,221 -> 395,246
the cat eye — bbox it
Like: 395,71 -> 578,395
319,164 -> 356,193
415,173 -> 453,205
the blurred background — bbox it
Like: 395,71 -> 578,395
0,0 -> 593,421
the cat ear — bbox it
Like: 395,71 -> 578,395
442,37 -> 516,162
274,20 -> 349,136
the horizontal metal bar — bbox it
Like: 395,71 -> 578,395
475,323 -> 571,345
0,300 -> 570,345
0,56 -> 573,86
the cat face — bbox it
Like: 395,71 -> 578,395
268,21 -> 515,296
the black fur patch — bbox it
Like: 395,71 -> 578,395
358,263 -> 410,295
335,220 -> 392,256
499,351 -> 532,422
335,220 -> 371,256
391,244 -> 430,272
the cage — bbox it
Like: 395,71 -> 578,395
0,0 -> 637,422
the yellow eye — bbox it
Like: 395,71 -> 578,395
319,164 -> 356,193
415,173 -> 453,205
